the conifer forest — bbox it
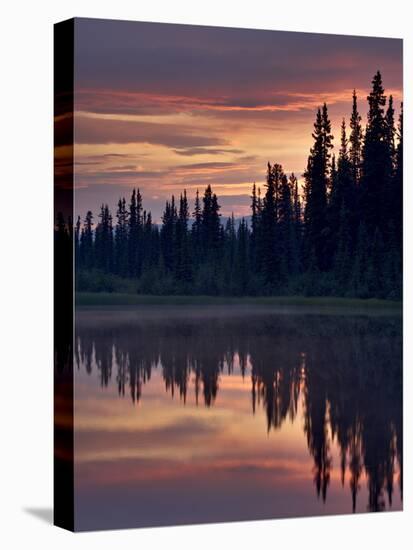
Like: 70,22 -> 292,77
56,72 -> 402,299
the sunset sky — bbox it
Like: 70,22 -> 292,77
71,18 -> 402,222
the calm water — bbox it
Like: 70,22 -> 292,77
74,305 -> 402,530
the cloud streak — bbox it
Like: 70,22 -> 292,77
71,18 -> 403,222
74,113 -> 228,148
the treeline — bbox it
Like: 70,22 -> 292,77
60,71 -> 402,299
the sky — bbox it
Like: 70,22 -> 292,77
69,18 -> 403,222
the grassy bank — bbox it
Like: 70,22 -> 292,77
75,292 -> 401,309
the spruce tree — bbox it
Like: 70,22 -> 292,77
191,189 -> 202,266
291,174 -> 301,228
115,197 -> 129,277
384,95 -> 397,236
250,183 -> 263,275
250,183 -> 259,268
128,189 -> 138,276
303,104 -> 333,271
261,162 -> 278,286
201,185 -> 221,262
95,204 -> 113,273
361,71 -> 392,235
393,103 -> 403,246
385,94 -> 396,168
74,215 -> 81,270
176,190 -> 192,284
278,173 -> 296,278
136,189 -> 143,276
349,90 -> 363,186
81,210 -> 94,269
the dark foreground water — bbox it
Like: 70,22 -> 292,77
73,305 -> 402,530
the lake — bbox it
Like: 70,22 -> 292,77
73,305 -> 402,530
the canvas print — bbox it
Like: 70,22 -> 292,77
54,18 -> 403,531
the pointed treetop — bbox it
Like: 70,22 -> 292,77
367,70 -> 386,130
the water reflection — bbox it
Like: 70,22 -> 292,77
75,306 -> 402,528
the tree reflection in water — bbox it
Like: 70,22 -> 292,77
75,309 -> 402,514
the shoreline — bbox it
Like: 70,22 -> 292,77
75,292 -> 402,310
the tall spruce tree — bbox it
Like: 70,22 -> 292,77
278,173 -> 297,278
191,189 -> 202,266
361,71 -> 392,235
393,103 -> 403,245
303,103 -> 333,271
95,204 -> 113,273
250,183 -> 263,274
261,162 -> 278,286
176,191 -> 192,284
291,174 -> 301,228
115,197 -> 129,277
386,101 -> 403,299
201,185 -> 221,262
385,94 -> 396,168
291,173 -> 302,266
128,189 -> 138,276
349,90 -> 363,186
74,215 -> 81,270
250,183 -> 259,268
81,210 -> 94,269
141,211 -> 156,269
